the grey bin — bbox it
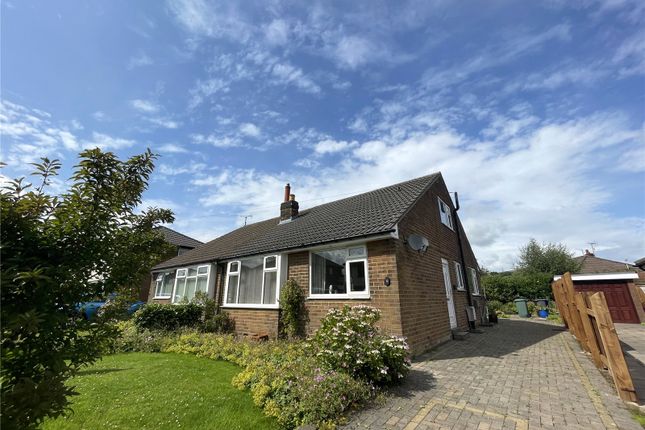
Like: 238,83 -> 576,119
536,298 -> 549,308
514,297 -> 530,317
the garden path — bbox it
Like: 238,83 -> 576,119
345,319 -> 641,430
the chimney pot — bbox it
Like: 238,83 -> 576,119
280,185 -> 299,222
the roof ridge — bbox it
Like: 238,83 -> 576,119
158,225 -> 204,244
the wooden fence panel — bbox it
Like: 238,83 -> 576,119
589,292 -> 638,403
551,272 -> 638,404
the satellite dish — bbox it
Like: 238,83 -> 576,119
407,234 -> 429,252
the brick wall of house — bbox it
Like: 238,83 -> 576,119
395,176 -> 482,354
223,308 -> 280,338
287,239 -> 404,337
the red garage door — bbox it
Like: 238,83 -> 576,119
574,281 -> 639,323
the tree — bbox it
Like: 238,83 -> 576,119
482,239 -> 580,303
1,149 -> 174,429
516,238 -> 580,275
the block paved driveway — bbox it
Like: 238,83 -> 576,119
345,319 -> 641,430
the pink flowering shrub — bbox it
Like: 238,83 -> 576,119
312,305 -> 411,385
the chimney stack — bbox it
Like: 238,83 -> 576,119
280,183 -> 299,222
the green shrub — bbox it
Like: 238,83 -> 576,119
500,302 -> 517,314
486,300 -> 503,313
133,303 -> 203,331
165,332 -> 373,429
312,305 -> 410,386
279,279 -> 307,339
203,312 -> 235,334
527,301 -> 537,316
111,320 -> 170,353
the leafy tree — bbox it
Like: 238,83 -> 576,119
482,239 -> 580,303
516,238 -> 580,275
1,149 -> 174,429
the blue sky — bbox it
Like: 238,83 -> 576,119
2,0 -> 644,270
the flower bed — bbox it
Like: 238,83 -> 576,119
116,305 -> 410,428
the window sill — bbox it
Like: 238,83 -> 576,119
222,304 -> 280,310
153,296 -> 171,300
455,288 -> 466,292
307,294 -> 371,300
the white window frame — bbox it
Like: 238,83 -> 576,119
171,264 -> 211,304
308,245 -> 370,299
153,272 -> 173,299
438,197 -> 454,230
454,262 -> 465,291
468,267 -> 480,295
223,255 -> 281,309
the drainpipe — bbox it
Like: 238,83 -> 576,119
453,192 -> 476,330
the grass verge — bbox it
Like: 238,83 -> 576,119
43,352 -> 279,430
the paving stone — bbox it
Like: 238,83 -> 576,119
343,319 -> 642,430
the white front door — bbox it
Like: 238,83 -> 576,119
442,258 -> 458,329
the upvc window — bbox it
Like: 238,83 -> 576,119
172,265 -> 210,303
467,267 -> 480,295
154,271 -> 176,298
438,197 -> 454,230
225,255 -> 279,306
310,246 -> 369,298
454,262 -> 465,291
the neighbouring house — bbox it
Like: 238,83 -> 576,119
555,250 -> 645,324
138,226 -> 203,301
150,173 -> 484,354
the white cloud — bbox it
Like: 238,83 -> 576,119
314,139 -> 358,155
158,163 -> 207,176
191,134 -> 242,148
158,143 -> 188,153
127,53 -> 153,70
188,112 -> 643,271
147,117 -> 181,129
334,36 -> 374,69
130,99 -> 160,114
188,78 -> 229,109
270,63 -> 321,94
167,0 -> 253,42
239,122 -> 261,138
92,111 -> 108,121
265,19 -> 290,45
82,132 -> 136,150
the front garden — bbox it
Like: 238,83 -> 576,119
43,353 -> 279,430
46,300 -> 411,429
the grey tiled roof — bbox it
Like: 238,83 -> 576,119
157,226 -> 203,249
153,173 -> 440,270
573,254 -> 642,274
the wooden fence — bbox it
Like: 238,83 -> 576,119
552,272 -> 638,403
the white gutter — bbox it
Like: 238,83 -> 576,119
553,272 -> 639,281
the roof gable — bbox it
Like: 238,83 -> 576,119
153,173 -> 440,270
157,226 -> 203,249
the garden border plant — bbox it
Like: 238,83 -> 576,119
112,304 -> 411,429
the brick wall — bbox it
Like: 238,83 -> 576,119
287,239 -> 403,337
224,308 -> 280,338
396,176 -> 482,354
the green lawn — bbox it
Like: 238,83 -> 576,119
43,353 -> 279,430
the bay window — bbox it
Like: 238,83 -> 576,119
154,271 -> 175,298
310,245 -> 369,298
225,255 -> 279,306
172,265 -> 210,303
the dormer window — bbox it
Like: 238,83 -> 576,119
438,197 -> 454,230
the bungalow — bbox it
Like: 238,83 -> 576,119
150,173 -> 484,354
